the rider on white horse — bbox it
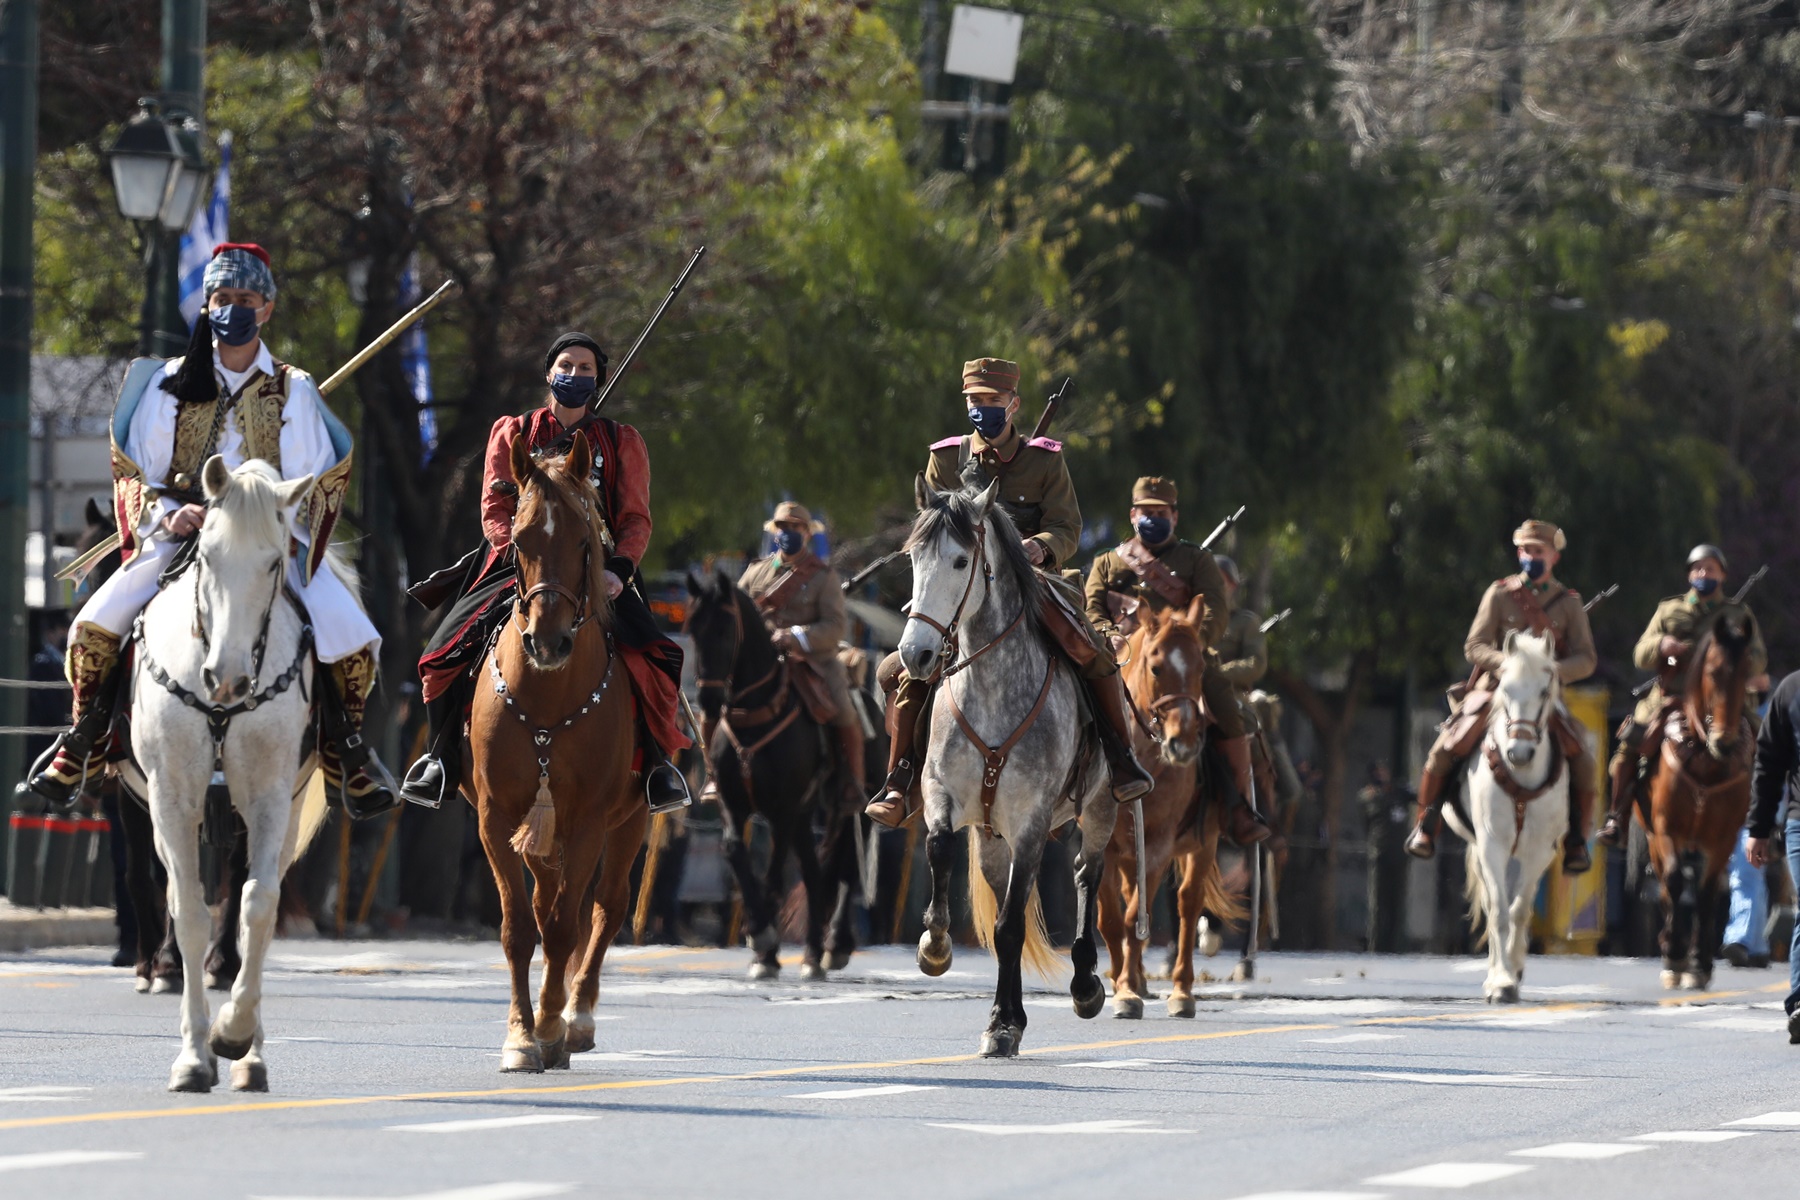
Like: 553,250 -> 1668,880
22,243 -> 392,817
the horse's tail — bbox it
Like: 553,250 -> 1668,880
966,826 -> 1063,981
1192,847 -> 1248,930
295,767 -> 331,859
1463,840 -> 1491,949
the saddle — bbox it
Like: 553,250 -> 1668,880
785,654 -> 841,725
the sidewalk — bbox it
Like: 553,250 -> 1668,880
0,898 -> 116,953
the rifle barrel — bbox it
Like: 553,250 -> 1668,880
593,246 -> 707,414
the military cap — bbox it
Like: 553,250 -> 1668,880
961,357 -> 1020,396
764,500 -> 823,534
1131,476 -> 1178,506
1512,519 -> 1566,552
1687,543 -> 1728,572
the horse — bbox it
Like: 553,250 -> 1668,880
683,570 -> 843,979
1645,611 -> 1755,991
130,457 -> 330,1091
1099,601 -> 1241,1018
1440,630 -> 1568,1004
904,478 -> 1116,1057
465,433 -> 642,1072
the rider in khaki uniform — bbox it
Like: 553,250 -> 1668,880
1210,557 -> 1268,696
736,501 -> 864,803
1598,544 -> 1766,846
1404,520 -> 1596,874
864,358 -> 1154,827
1085,477 -> 1270,845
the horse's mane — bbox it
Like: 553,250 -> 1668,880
905,485 -> 1043,630
208,460 -> 289,551
522,452 -> 616,630
1685,610 -> 1753,706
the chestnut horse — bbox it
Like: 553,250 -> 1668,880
1099,601 -> 1241,1018
1646,611 -> 1755,991
465,435 -> 643,1071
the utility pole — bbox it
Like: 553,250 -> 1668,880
148,0 -> 206,355
0,0 -> 39,852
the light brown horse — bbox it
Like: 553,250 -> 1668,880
1098,600 -> 1242,1018
465,434 -> 643,1071
1646,611 -> 1755,991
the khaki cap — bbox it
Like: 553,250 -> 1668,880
1512,519 -> 1567,552
961,357 -> 1020,396
765,501 -> 823,534
1131,476 -> 1178,506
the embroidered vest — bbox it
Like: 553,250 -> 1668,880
167,365 -> 290,496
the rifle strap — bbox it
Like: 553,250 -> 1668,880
1116,538 -> 1191,608
755,554 -> 825,619
1501,576 -> 1568,656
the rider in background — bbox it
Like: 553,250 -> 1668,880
23,243 -> 390,817
1403,519 -> 1596,873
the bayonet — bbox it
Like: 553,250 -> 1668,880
1258,608 -> 1291,634
1200,505 -> 1246,551
1582,583 -> 1618,613
1731,564 -> 1768,604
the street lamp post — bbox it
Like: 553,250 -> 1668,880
104,101 -> 208,357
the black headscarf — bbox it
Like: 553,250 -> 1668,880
161,312 -> 219,407
543,331 -> 608,375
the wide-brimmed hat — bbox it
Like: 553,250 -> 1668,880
764,501 -> 823,534
961,357 -> 1020,396
1131,476 -> 1178,506
1512,519 -> 1566,552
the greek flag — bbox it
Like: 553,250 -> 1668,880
399,256 -> 437,463
177,131 -> 232,328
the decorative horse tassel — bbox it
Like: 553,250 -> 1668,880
511,773 -> 557,857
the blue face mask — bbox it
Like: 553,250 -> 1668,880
969,404 -> 1009,438
550,372 -> 598,408
1519,556 -> 1547,581
1135,515 -> 1173,545
208,303 -> 261,347
776,529 -> 806,556
1691,576 -> 1719,596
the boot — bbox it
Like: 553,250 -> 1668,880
835,723 -> 867,808
1562,774 -> 1594,874
698,714 -> 722,803
1088,672 -> 1154,802
21,624 -> 122,807
1596,753 -> 1639,847
645,742 -> 691,815
866,677 -> 928,828
1215,735 -> 1272,846
1404,767 -> 1451,860
319,648 -> 397,821
399,681 -> 469,809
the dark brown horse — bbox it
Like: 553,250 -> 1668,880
1099,600 -> 1241,1018
465,435 -> 642,1071
1646,611 -> 1755,991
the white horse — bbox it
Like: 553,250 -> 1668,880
1441,630 -> 1569,1004
130,456 -> 331,1091
903,478 -> 1116,1056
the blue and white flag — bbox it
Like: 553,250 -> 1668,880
177,131 -> 233,328
399,256 -> 438,463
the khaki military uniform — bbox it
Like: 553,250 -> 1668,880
1627,593 -> 1765,726
739,549 -> 857,730
1215,608 -> 1268,694
926,426 -> 1081,571
1084,537 -> 1243,737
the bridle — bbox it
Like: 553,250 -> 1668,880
687,588 -> 803,803
911,517 -> 1026,681
511,472 -> 600,637
1482,676 -> 1563,854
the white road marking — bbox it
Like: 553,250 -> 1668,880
926,1118 -> 1192,1136
1364,1162 -> 1532,1187
371,979 -> 498,990
1469,1009 -> 1597,1028
1303,1033 -> 1402,1044
1723,1112 -> 1800,1127
1365,1072 -> 1575,1085
765,994 -> 881,1006
1451,961 -> 1487,973
1227,1193 -> 1390,1200
1062,1058 -> 1182,1069
0,1086 -> 89,1095
0,1151 -> 143,1173
575,1050 -> 688,1062
1510,1142 -> 1652,1159
1631,1131 -> 1757,1143
1247,999 -> 1400,1015
252,1185 -> 573,1200
1696,1017 -> 1788,1032
0,1086 -> 89,1103
788,1084 -> 940,1099
385,1114 -> 598,1134
1526,984 -> 1615,995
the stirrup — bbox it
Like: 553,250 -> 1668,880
1403,823 -> 1437,861
1595,812 -> 1627,847
1561,837 -> 1592,874
646,762 -> 692,815
400,755 -> 447,810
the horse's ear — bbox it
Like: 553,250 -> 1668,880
565,431 -> 593,481
508,429 -> 534,487
201,455 -> 231,501
84,496 -> 105,526
1140,605 -> 1162,635
1502,628 -> 1518,654
715,566 -> 733,593
973,477 -> 1001,519
914,472 -> 933,511
1185,594 -> 1206,628
275,473 -> 315,510
685,569 -> 703,597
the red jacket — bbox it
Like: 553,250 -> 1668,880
481,407 -> 653,568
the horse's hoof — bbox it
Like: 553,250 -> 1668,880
208,1029 -> 254,1061
134,974 -> 151,995
150,974 -> 180,995
798,961 -> 827,983
750,925 -> 780,956
1659,969 -> 1680,990
565,1017 -> 596,1056
1495,984 -> 1520,1004
1230,960 -> 1254,983
917,930 -> 952,977
1197,917 -> 1222,958
1071,975 -> 1106,1020
1110,993 -> 1144,1020
500,1045 -> 544,1073
204,970 -> 235,993
1681,971 -> 1709,991
1167,992 -> 1196,1019
978,1026 -> 1022,1058
168,1059 -> 216,1093
823,947 -> 852,971
230,1060 -> 268,1093
747,960 -> 779,981
540,1037 -> 570,1071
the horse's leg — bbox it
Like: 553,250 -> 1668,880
979,829 -> 1034,1057
476,802 -> 542,1072
210,785 -> 290,1091
751,817 -> 790,980
916,819 -> 958,976
1471,835 -> 1515,1003
1097,853 -> 1128,1005
1653,840 -> 1681,989
1687,860 -> 1723,990
793,807 -> 830,982
1068,813 -> 1108,1021
205,816 -> 248,992
120,796 -> 165,993
1169,852 -> 1202,1017
822,804 -> 861,971
568,805 -> 647,1056
718,779 -> 774,971
148,784 -> 216,1093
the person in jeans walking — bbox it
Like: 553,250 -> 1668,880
1745,669 -> 1800,1044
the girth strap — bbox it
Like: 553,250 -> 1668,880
943,655 -> 1059,834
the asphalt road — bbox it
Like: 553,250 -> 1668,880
1,938 -> 1795,1200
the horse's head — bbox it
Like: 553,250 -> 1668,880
683,567 -> 750,721
1131,598 -> 1209,766
897,475 -> 1039,681
1691,610 -> 1753,758
1493,628 -> 1559,767
196,456 -> 313,704
508,433 -> 609,671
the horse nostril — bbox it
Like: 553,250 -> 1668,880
522,634 -> 536,659
555,635 -> 573,659
202,668 -> 219,694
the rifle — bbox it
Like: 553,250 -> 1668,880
1731,564 -> 1769,604
1583,583 -> 1618,613
592,246 -> 707,415
1028,377 -> 1071,442
58,279 -> 460,584
1258,608 -> 1291,634
1629,568 -> 1765,697
1200,505 -> 1246,551
841,550 -> 906,594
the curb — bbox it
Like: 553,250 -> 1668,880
0,899 -> 117,953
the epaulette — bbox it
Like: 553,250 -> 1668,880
930,436 -> 963,451
1026,436 -> 1062,452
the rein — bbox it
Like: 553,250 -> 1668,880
1480,689 -> 1563,856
